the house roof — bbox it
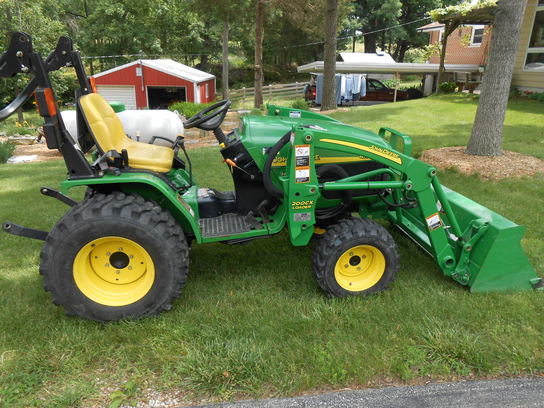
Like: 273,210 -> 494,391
339,52 -> 396,64
93,59 -> 215,83
298,61 -> 481,74
417,22 -> 445,32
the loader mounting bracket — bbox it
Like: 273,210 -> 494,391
451,220 -> 489,285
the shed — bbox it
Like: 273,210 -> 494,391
92,59 -> 216,109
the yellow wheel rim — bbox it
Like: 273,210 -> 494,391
73,237 -> 155,306
334,245 -> 385,292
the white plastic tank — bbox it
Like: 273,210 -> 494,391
117,110 -> 185,146
60,109 -> 185,148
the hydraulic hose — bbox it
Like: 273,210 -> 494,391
316,164 -> 353,220
263,130 -> 292,200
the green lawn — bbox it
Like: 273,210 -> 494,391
1,94 -> 543,407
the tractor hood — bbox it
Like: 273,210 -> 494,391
238,114 -> 390,170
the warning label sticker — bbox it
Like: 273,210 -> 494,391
294,212 -> 311,222
289,110 -> 302,118
294,144 -> 311,183
295,168 -> 310,183
177,195 -> 195,217
426,212 -> 443,231
295,145 -> 310,167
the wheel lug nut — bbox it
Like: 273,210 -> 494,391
106,252 -> 111,256
349,252 -> 353,256
105,263 -> 110,267
129,255 -> 134,259
128,266 -> 132,270
116,270 -> 120,274
344,264 -> 348,268
357,267 -> 361,271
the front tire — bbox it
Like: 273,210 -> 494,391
40,192 -> 189,322
312,218 -> 399,297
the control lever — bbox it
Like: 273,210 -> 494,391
224,158 -> 255,180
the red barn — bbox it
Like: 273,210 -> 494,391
92,59 -> 216,109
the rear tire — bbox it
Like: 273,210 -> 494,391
312,217 -> 399,297
40,192 -> 189,322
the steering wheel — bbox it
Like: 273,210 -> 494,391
183,99 -> 231,131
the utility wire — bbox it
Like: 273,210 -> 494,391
80,16 -> 431,60
82,52 -> 209,59
271,16 -> 432,50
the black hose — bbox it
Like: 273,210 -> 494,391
180,143 -> 193,186
316,164 -> 353,220
263,130 -> 292,200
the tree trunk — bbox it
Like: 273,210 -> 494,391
321,0 -> 339,111
364,33 -> 377,53
466,0 -> 527,156
222,20 -> 230,100
254,0 -> 265,109
397,40 -> 409,63
436,22 -> 460,92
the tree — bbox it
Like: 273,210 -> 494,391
254,0 -> 266,108
352,0 -> 401,53
393,0 -> 460,62
466,0 -> 526,156
1,0 -> 65,121
189,0 -> 252,100
321,0 -> 339,111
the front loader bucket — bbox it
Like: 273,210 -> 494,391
441,187 -> 540,293
392,185 -> 541,293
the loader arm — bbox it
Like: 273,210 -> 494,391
281,124 -> 541,292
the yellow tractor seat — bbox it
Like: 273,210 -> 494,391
79,93 -> 174,173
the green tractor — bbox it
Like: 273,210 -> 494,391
2,33 -> 541,322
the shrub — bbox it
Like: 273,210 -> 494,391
527,91 -> 544,103
168,101 -> 215,118
3,123 -> 36,136
439,82 -> 457,93
291,98 -> 310,110
249,108 -> 263,116
0,141 -> 15,164
49,71 -> 79,105
509,88 -> 522,99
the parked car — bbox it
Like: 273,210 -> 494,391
304,77 -> 422,104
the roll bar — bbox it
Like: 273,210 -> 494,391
0,32 -> 95,178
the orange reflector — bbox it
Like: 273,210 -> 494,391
43,88 -> 57,116
89,76 -> 97,93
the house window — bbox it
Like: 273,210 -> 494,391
438,29 -> 443,43
205,83 -> 209,98
470,25 -> 485,46
525,6 -> 544,71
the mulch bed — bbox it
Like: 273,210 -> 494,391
420,146 -> 544,180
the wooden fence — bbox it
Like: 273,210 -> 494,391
229,82 -> 307,103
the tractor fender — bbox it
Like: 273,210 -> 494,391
60,173 -> 201,241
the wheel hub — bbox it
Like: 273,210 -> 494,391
73,236 -> 155,306
334,245 -> 385,291
109,251 -> 130,269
